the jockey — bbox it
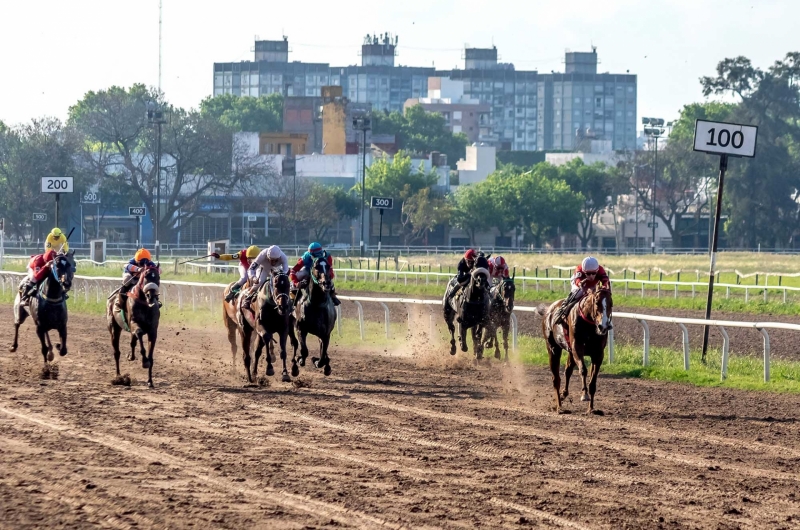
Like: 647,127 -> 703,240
488,255 -> 510,283
555,256 -> 611,325
120,248 -> 156,301
246,245 -> 290,298
45,227 -> 69,253
289,242 -> 340,306
213,245 -> 260,302
19,249 -> 57,302
445,249 -> 478,303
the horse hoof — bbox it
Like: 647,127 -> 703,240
449,345 -> 456,356
127,354 -> 136,362
580,394 -> 590,402
147,381 -> 154,389
142,359 -> 151,369
298,357 -> 306,367
312,357 -> 321,368
291,365 -> 299,377
266,366 -> 275,377
9,346 -> 17,353
460,344 -> 468,353
590,409 -> 604,416
282,373 -> 292,383
494,352 -> 501,360
58,348 -> 67,358
323,364 -> 332,376
47,352 -> 54,362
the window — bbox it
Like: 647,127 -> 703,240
453,110 -> 462,120
517,130 -> 524,138
575,97 -> 581,104
595,97 -> 603,108
508,110 -> 513,118
627,86 -> 634,93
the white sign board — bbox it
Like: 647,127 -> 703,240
693,120 -> 757,158
32,213 -> 47,222
81,191 -> 101,204
41,176 -> 74,193
129,207 -> 147,217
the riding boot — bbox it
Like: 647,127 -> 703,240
225,286 -> 240,303
330,284 -> 341,306
447,282 -> 464,304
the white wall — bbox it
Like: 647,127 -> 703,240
545,152 -> 618,167
456,144 -> 497,185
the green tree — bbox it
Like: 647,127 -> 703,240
450,182 -> 495,245
558,158 -> 612,249
513,163 -> 583,247
400,187 -> 450,245
700,52 -> 800,247
199,93 -> 283,132
294,183 -> 359,242
372,105 -> 468,165
69,84 -> 274,242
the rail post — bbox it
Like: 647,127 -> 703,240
510,313 -> 518,353
637,319 -> 650,366
607,328 -> 614,364
336,305 -> 342,337
678,323 -> 690,370
353,301 -> 365,341
759,328 -> 770,382
379,301 -> 391,339
719,326 -> 730,380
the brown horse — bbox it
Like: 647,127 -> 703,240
537,285 -> 613,414
107,264 -> 161,387
222,279 -> 262,383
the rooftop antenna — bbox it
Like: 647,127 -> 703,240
158,0 -> 162,92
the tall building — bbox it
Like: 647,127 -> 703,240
213,38 -> 636,152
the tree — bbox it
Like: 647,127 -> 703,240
513,163 -> 583,247
295,183 -> 359,242
450,182 -> 495,245
400,188 -> 450,245
69,84 -> 275,242
558,159 -> 612,249
372,105 -> 469,165
700,53 -> 800,247
199,93 -> 283,132
0,118 -> 88,240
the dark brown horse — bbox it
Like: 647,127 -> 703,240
442,254 -> 492,359
107,264 -> 161,387
253,272 -> 299,382
537,285 -> 613,414
293,257 -> 336,376
10,251 -> 75,365
222,278 -> 261,383
482,277 -> 516,361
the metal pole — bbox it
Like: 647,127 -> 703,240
359,128 -> 367,257
55,193 -> 60,227
80,203 -> 84,244
634,174 -> 639,252
155,121 -> 162,260
293,169 -> 297,245
377,209 -> 384,280
701,154 -> 728,363
651,136 -> 658,254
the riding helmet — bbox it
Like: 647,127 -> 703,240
494,256 -> 506,267
308,242 -> 323,255
581,256 -> 599,272
464,249 -> 477,261
246,245 -> 261,259
50,228 -> 63,238
135,248 -> 152,262
266,245 -> 283,260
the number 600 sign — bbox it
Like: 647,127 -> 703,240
693,120 -> 758,158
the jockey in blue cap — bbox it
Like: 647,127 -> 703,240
290,242 -> 340,306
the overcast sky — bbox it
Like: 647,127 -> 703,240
0,0 -> 795,127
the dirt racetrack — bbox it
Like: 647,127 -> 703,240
1,307 -> 800,529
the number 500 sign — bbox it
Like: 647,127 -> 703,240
693,120 -> 757,158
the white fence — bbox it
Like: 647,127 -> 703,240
0,271 -> 792,383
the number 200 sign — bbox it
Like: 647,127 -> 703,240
693,120 -> 758,158
41,176 -> 74,193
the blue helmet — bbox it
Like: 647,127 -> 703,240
308,242 -> 323,255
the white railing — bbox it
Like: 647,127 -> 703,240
0,271 -> 789,383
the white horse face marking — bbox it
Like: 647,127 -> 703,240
600,297 -> 608,330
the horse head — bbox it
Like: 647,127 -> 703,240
272,272 -> 292,316
311,257 -> 333,293
501,278 -> 516,313
139,263 -> 161,308
54,250 -> 76,293
588,286 -> 613,335
469,266 -> 491,297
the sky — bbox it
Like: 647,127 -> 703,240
0,0 -> 796,128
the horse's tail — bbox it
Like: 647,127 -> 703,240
535,303 -> 549,316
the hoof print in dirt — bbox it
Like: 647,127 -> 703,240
589,409 -> 605,416
257,376 -> 270,387
111,374 -> 132,386
40,363 -> 59,380
292,378 -> 310,389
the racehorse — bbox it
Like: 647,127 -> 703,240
537,285 -> 613,414
10,251 -> 75,365
482,276 -> 516,361
222,279 -> 261,383
107,264 -> 161,387
442,254 -> 492,359
253,272 -> 298,382
293,257 -> 336,376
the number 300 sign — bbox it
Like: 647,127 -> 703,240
693,120 -> 757,158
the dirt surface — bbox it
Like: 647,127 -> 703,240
344,289 -> 800,360
2,307 -> 800,529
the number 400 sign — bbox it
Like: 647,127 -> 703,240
693,119 -> 757,158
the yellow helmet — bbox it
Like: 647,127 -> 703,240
50,228 -> 63,238
246,245 -> 261,259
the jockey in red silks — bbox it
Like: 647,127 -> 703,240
289,242 -> 340,306
555,256 -> 611,325
488,255 -> 510,282
445,249 -> 480,303
19,250 -> 57,303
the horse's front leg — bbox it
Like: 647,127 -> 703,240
137,330 -> 150,370
241,327 -> 254,383
572,343 -> 589,402
264,334 -> 275,377
279,329 -> 291,382
289,321 -> 300,373
110,322 -> 122,376
128,332 -> 137,361
36,327 -> 49,365
145,330 -> 157,388
562,342 -> 577,402
57,324 -> 68,357
587,350 -> 604,414
444,308 -> 457,355
548,341 -> 564,413
502,321 -> 510,362
458,320 -> 468,353
472,326 -> 483,360
313,334 -> 332,376
297,327 -> 310,366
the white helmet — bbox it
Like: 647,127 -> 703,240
581,256 -> 599,273
266,245 -> 283,260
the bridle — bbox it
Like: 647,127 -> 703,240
581,287 -> 613,336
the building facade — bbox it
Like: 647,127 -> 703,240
405,78 -> 493,144
214,38 -> 636,152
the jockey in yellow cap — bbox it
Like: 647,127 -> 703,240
45,228 -> 69,253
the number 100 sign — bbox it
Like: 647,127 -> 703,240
693,120 -> 757,158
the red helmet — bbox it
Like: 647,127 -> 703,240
494,256 -> 506,268
464,249 -> 477,261
43,250 -> 57,262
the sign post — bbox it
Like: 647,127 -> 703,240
80,191 -> 101,244
41,177 -> 74,227
370,196 -> 394,280
129,207 -> 147,247
0,218 -> 4,271
693,119 -> 758,363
